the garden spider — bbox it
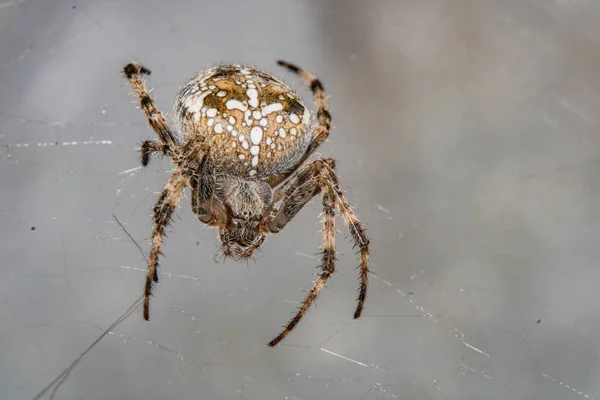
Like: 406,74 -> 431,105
122,60 -> 370,346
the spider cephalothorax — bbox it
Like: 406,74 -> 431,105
122,60 -> 370,346
215,177 -> 268,258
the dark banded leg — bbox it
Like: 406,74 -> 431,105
267,160 -> 337,347
140,140 -> 169,166
144,167 -> 189,320
270,60 -> 333,187
266,158 -> 370,346
277,60 -> 331,137
331,185 -> 369,318
122,62 -> 178,163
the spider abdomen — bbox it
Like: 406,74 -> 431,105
172,65 -> 312,179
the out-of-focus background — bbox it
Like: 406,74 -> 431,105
2,0 -> 600,399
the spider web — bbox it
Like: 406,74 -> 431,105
2,0 -> 600,399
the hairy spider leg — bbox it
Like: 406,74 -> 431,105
122,62 -> 178,166
144,168 -> 189,320
268,60 -> 333,187
332,183 -> 370,318
144,135 -> 210,320
267,158 -> 370,346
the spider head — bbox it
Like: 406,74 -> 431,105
216,177 -> 272,259
219,221 -> 266,260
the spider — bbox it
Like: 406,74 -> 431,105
122,60 -> 370,346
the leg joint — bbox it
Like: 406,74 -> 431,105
310,79 -> 324,93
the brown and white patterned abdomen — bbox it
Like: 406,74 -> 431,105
172,65 -> 312,179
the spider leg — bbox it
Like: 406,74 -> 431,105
144,167 -> 189,320
330,183 -> 370,318
269,61 -> 332,187
267,159 -> 337,346
122,62 -> 178,161
277,60 -> 331,145
140,140 -> 169,166
266,158 -> 370,346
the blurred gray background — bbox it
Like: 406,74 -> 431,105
2,0 -> 600,399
